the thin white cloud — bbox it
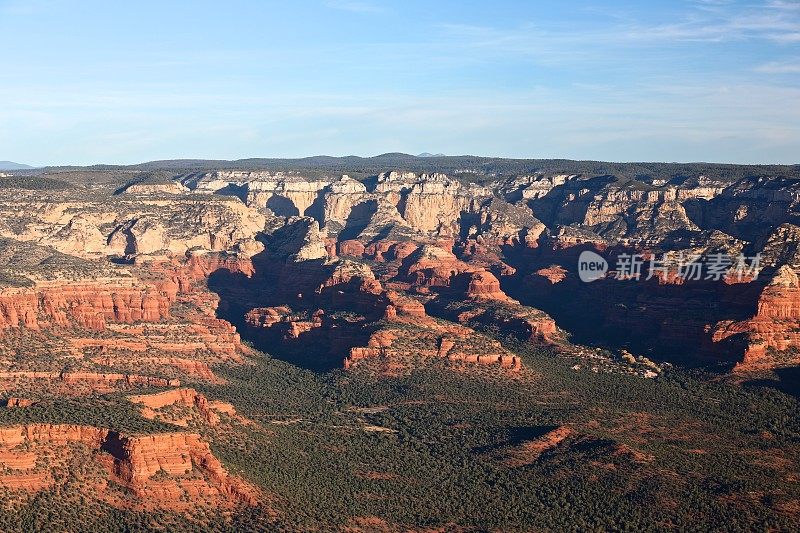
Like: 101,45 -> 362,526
766,0 -> 800,10
621,2 -> 800,43
754,60 -> 800,72
2,0 -> 798,165
439,0 -> 800,53
772,32 -> 800,41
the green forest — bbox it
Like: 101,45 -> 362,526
1,339 -> 796,531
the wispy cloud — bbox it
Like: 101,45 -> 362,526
771,32 -> 800,42
636,0 -> 800,43
592,0 -> 800,43
1,0 -> 798,165
766,0 -> 800,11
755,59 -> 800,73
439,0 -> 800,54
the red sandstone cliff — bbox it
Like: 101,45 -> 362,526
128,387 -> 237,426
0,423 -> 257,508
0,283 -> 174,333
713,266 -> 800,371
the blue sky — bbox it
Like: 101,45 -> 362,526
1,0 -> 799,165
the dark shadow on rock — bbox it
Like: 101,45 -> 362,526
339,200 -> 378,241
498,243 -> 765,366
473,425 -> 561,454
213,183 -> 249,203
266,195 -> 299,217
305,190 -> 327,221
109,255 -> 135,265
527,175 -> 615,228
205,247 -> 382,373
743,366 -> 800,400
458,210 -> 481,241
100,430 -> 126,460
361,175 -> 380,192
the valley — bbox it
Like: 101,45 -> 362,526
0,156 -> 798,530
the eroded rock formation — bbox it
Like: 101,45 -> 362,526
2,159 -> 800,526
0,424 -> 257,508
0,283 -> 173,332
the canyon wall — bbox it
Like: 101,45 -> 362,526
0,424 -> 257,507
0,283 -> 174,332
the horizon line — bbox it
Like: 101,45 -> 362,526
6,152 -> 800,169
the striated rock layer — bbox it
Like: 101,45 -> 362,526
0,424 -> 257,508
713,266 -> 800,371
0,283 -> 174,332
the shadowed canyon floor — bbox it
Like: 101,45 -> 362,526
0,158 -> 797,530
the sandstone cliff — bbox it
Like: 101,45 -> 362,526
0,423 -> 258,508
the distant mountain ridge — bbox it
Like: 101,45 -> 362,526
37,153 -> 799,187
0,161 -> 33,170
9,153 -> 800,177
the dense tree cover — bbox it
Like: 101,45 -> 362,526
33,154 -> 800,187
0,176 -> 71,190
0,342 -> 797,530
112,171 -> 184,195
0,488 -> 217,532
0,393 -> 177,433
197,344 -> 800,531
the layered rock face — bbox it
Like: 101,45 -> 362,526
0,283 -> 173,332
2,161 -> 800,526
5,166 -> 800,378
458,271 -> 516,302
0,371 -> 179,389
121,181 -> 189,196
128,387 -> 236,426
169,168 -> 800,373
236,245 -> 536,372
712,266 -> 800,370
380,172 -> 473,234
0,237 -> 251,396
343,316 -> 522,372
176,170 -> 530,245
0,189 -> 265,260
0,424 -> 257,508
401,245 -> 477,288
